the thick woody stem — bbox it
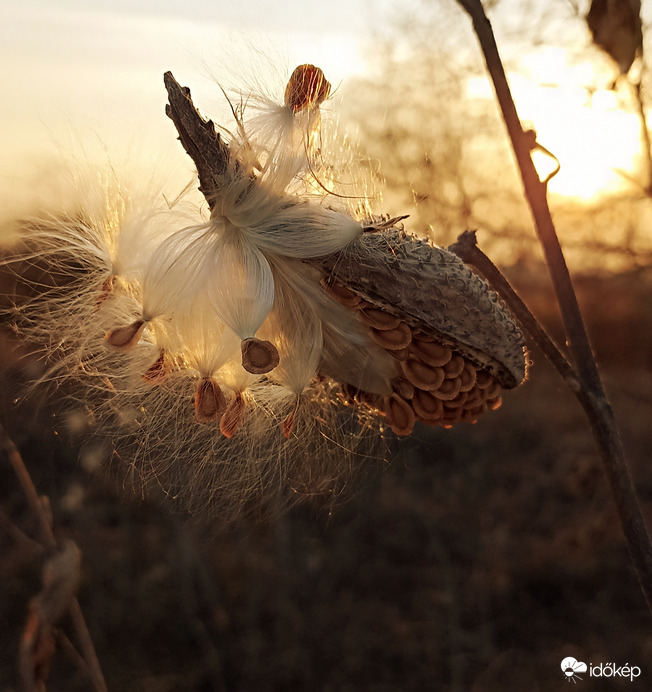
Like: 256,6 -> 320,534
457,0 -> 652,613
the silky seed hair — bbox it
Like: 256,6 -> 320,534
1,63 -> 527,520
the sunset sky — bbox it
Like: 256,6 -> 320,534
1,0 -> 648,207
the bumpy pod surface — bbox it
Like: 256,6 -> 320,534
317,229 -> 526,390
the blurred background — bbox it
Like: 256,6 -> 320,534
2,0 -> 652,690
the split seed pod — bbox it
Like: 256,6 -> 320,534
316,229 -> 526,389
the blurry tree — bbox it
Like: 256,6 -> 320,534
344,0 -> 652,270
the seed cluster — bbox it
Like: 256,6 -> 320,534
322,279 -> 503,435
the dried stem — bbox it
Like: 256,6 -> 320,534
456,0 -> 652,612
1,421 -> 108,691
448,231 -> 577,387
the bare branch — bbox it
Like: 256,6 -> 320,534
456,0 -> 652,613
1,422 -> 108,691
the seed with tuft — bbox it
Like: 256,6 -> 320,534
241,337 -> 280,375
141,350 -> 171,385
392,376 -> 415,400
194,378 -> 227,424
219,392 -> 245,438
105,319 -> 146,352
284,64 -> 331,113
443,354 -> 465,379
458,362 -> 477,392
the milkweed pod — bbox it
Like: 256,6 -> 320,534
241,337 -> 279,374
105,319 -> 146,352
284,64 -> 331,113
315,230 -> 527,389
194,377 -> 227,423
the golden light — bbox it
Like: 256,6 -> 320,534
512,78 -> 641,202
469,47 -> 642,202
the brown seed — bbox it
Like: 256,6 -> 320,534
369,322 -> 412,350
466,402 -> 488,418
382,393 -> 415,436
412,389 -> 444,422
357,307 -> 401,330
401,356 -> 445,391
465,387 -> 484,408
194,378 -> 227,424
409,339 -> 452,367
284,64 -> 331,113
444,390 -> 468,409
443,354 -> 465,379
458,362 -> 477,392
486,396 -> 502,411
411,330 -> 436,342
442,408 -> 464,428
96,274 -> 117,309
220,392 -> 246,438
484,379 -> 502,400
392,376 -> 415,400
476,369 -> 494,389
434,377 -> 461,401
388,346 -> 410,361
320,279 -> 360,308
105,319 -> 146,352
282,409 -> 297,439
142,350 -> 171,385
241,337 -> 280,374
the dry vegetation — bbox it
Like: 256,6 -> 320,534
1,271 -> 652,691
2,0 -> 652,689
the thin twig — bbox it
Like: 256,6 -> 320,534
448,230 -> 578,387
1,421 -> 108,691
456,0 -> 652,612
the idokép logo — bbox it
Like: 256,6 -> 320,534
561,656 -> 642,683
561,657 -> 587,683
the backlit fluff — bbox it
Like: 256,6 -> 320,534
1,63 -> 526,520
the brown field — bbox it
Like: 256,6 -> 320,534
2,266 -> 652,691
